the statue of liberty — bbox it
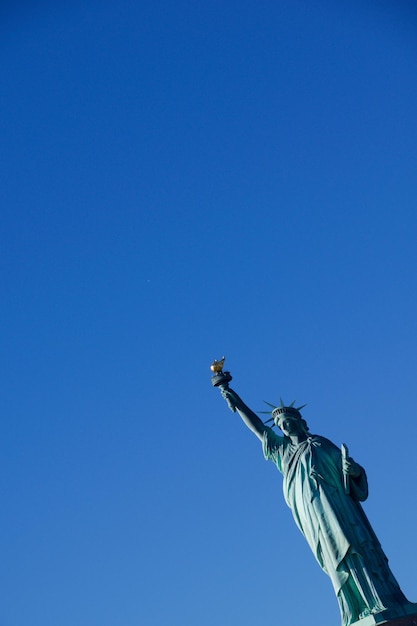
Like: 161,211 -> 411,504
211,359 -> 415,626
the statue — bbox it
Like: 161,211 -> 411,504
211,358 -> 415,626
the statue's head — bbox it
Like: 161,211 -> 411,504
273,407 -> 310,435
261,401 -> 309,433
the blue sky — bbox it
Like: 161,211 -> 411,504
2,2 -> 417,625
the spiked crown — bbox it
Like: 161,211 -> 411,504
272,405 -> 302,421
260,399 -> 307,426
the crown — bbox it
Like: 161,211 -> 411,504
272,405 -> 302,420
260,399 -> 307,426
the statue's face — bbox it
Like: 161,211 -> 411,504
278,416 -> 305,437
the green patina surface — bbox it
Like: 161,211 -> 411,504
212,362 -> 414,626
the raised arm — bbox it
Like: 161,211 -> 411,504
220,387 -> 267,441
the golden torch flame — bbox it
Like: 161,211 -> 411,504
210,356 -> 225,373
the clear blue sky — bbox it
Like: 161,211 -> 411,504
2,2 -> 417,625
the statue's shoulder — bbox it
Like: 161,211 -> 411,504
264,427 -> 286,448
313,435 -> 341,455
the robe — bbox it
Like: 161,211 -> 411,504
262,428 -> 409,625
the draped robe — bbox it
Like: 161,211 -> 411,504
262,429 -> 409,625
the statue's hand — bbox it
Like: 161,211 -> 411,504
343,457 -> 361,478
220,387 -> 239,413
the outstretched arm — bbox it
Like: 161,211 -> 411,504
220,387 -> 267,441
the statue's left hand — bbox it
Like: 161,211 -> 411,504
343,457 -> 361,478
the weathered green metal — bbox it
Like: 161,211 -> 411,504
211,359 -> 416,626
